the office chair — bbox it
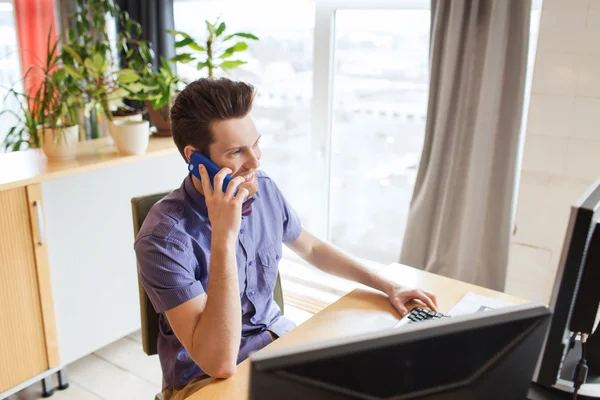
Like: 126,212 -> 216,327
131,192 -> 286,357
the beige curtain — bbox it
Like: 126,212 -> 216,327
400,0 -> 531,291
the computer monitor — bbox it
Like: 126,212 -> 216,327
249,303 -> 551,400
531,178 -> 600,399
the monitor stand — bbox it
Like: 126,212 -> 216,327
528,341 -> 600,400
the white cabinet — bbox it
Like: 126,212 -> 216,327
42,153 -> 185,364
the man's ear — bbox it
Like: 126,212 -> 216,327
183,145 -> 198,163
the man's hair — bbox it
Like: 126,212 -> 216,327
170,78 -> 256,160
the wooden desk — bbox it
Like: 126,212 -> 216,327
188,263 -> 528,399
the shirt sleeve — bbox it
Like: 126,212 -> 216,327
271,183 -> 302,243
135,235 -> 205,313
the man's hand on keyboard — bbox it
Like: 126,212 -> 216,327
386,285 -> 438,317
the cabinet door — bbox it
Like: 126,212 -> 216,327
0,186 -> 53,391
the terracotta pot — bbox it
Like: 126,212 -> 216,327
145,101 -> 171,136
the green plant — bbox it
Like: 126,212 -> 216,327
1,85 -> 39,151
135,56 -> 183,111
167,18 -> 258,78
2,32 -> 80,152
61,0 -> 154,124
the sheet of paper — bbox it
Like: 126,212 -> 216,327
448,291 -> 516,317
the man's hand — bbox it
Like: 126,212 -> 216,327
199,165 -> 248,242
386,285 -> 438,317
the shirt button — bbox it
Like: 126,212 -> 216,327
276,255 -> 280,260
249,291 -> 255,296
249,261 -> 253,266
240,228 -> 245,234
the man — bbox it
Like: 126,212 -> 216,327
134,78 -> 438,400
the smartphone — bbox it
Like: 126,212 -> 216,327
188,152 -> 233,193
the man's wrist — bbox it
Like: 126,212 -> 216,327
211,233 -> 238,250
378,278 -> 398,297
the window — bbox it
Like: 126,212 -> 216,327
330,10 -> 430,264
174,1 -> 543,290
0,1 -> 21,151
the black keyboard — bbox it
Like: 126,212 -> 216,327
393,307 -> 451,328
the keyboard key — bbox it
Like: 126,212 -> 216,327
401,307 -> 451,326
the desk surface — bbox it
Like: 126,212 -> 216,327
0,136 -> 178,191
188,263 -> 528,400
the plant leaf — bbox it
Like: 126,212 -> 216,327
124,82 -> 144,93
170,53 -> 195,63
63,65 -> 84,80
205,20 -> 216,35
188,42 -> 205,52
223,32 -> 259,41
196,61 -> 209,70
219,42 -> 248,59
215,22 -> 226,37
220,60 -> 247,70
106,88 -> 129,101
175,37 -> 194,48
92,52 -> 105,71
84,57 -> 99,77
166,29 -> 191,39
62,45 -> 84,65
117,69 -> 139,84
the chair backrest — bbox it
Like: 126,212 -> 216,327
132,192 -> 169,356
131,192 -> 285,356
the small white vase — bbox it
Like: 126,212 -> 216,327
104,113 -> 144,145
39,125 -> 79,161
109,119 -> 150,156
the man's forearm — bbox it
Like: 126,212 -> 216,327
192,236 -> 241,376
302,239 -> 393,295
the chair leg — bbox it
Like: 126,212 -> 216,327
57,369 -> 69,390
41,376 -> 54,398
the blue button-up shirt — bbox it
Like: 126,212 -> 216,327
134,171 -> 301,389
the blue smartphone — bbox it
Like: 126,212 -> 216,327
188,152 -> 233,193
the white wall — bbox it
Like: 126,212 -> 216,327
506,0 -> 600,304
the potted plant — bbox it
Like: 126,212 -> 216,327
2,34 -> 81,160
61,0 -> 154,154
167,18 -> 259,79
133,56 -> 183,136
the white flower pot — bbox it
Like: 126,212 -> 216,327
109,119 -> 150,156
104,113 -> 144,145
39,125 -> 79,161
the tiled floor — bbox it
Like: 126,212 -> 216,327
12,306 -> 313,400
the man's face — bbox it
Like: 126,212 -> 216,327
187,114 -> 262,197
